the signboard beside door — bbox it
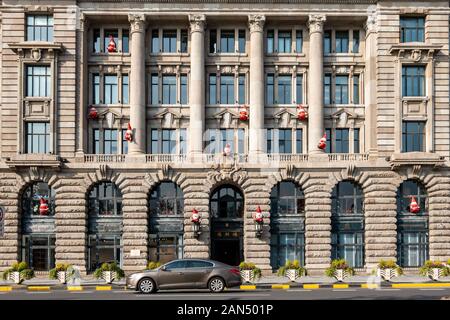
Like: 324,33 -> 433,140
0,205 -> 5,238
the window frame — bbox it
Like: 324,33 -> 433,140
26,15 -> 54,42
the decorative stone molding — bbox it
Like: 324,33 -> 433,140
143,170 -> 188,194
5,155 -> 63,170
265,166 -> 309,192
388,153 -> 445,171
308,14 -> 326,34
248,14 -> 265,33
206,163 -> 249,192
189,14 -> 206,33
128,13 -> 146,33
389,44 -> 442,62
365,10 -> 378,34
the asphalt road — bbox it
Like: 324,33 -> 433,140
0,287 -> 449,300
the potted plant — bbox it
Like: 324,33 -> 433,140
374,260 -> 403,281
1,261 -> 34,284
419,260 -> 450,281
239,261 -> 262,284
145,261 -> 161,270
277,259 -> 306,282
49,263 -> 73,284
93,262 -> 124,284
325,259 -> 354,282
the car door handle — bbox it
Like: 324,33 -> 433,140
178,272 -> 184,275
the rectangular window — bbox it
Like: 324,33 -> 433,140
180,129 -> 187,154
162,75 -> 176,104
267,129 -> 274,153
93,74 -> 100,104
335,129 -> 349,153
295,30 -> 303,53
279,129 -> 292,154
103,129 -> 118,154
180,75 -> 188,104
93,129 -> 100,154
353,75 -> 359,104
237,129 -> 245,154
150,129 -> 158,153
122,29 -> 129,53
163,30 -> 177,53
335,75 -> 349,104
267,30 -> 274,53
180,29 -> 188,53
238,74 -> 246,104
162,129 -> 176,154
296,129 -> 303,154
220,30 -> 235,53
122,129 -> 128,154
27,15 -> 53,42
402,121 -> 425,152
104,29 -> 118,53
400,17 -> 425,43
278,75 -> 292,104
122,75 -> 129,104
93,29 -> 101,53
296,74 -> 303,104
325,128 -> 332,153
210,29 -> 217,53
266,74 -> 274,104
219,129 -> 235,154
324,30 -> 331,54
152,29 -> 160,53
104,75 -> 118,104
209,74 -> 217,104
335,31 -> 349,53
278,30 -> 292,53
324,74 -> 332,104
402,66 -> 425,97
27,66 -> 51,97
220,75 -> 234,104
352,30 -> 359,53
26,122 -> 50,154
205,129 -> 217,153
354,128 -> 360,153
238,29 -> 246,53
151,74 -> 159,105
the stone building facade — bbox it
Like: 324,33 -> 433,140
0,0 -> 450,276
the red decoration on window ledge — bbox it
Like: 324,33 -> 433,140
223,143 -> 231,156
107,34 -> 117,53
88,106 -> 98,120
239,105 -> 249,121
318,133 -> 327,150
39,197 -> 49,216
125,123 -> 133,142
191,208 -> 201,223
409,196 -> 420,213
297,105 -> 308,121
254,206 -> 264,223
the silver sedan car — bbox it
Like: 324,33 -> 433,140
126,259 -> 242,293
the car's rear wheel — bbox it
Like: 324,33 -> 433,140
208,277 -> 225,293
138,278 -> 156,294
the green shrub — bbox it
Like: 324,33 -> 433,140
239,261 -> 261,279
373,259 -> 403,276
277,260 -> 307,277
93,262 -> 125,280
49,263 -> 72,280
419,260 -> 450,277
325,259 -> 355,277
1,261 -> 34,282
146,261 -> 161,270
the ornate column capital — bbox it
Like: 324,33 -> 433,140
189,14 -> 206,33
128,13 -> 146,33
248,14 -> 266,33
308,14 -> 326,34
365,12 -> 378,34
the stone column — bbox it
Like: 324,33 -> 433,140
76,13 -> 88,157
188,15 -> 206,161
248,15 -> 266,159
307,15 -> 326,154
365,12 -> 378,157
128,14 -> 146,156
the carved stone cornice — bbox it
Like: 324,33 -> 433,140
365,11 -> 378,34
189,14 -> 206,33
389,44 -> 442,61
308,14 -> 326,34
387,153 -> 445,170
248,14 -> 265,33
128,13 -> 146,33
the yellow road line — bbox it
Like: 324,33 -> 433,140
272,284 -> 290,289
96,286 -> 112,291
392,283 -> 450,288
361,283 -> 379,289
28,286 -> 50,291
240,285 -> 256,290
333,284 -> 349,289
67,286 -> 83,291
303,284 -> 319,289
0,287 -> 12,292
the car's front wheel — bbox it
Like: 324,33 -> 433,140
208,277 -> 225,293
137,278 -> 156,294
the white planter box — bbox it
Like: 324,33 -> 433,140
102,271 -> 117,284
9,271 -> 21,284
334,269 -> 349,282
285,269 -> 300,282
240,270 -> 254,283
377,268 -> 399,281
57,271 -> 67,284
428,268 -> 443,281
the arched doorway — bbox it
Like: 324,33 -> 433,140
210,184 -> 244,266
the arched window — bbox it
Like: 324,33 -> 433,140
331,181 -> 364,268
21,182 -> 56,271
87,182 -> 123,271
210,185 -> 244,219
270,182 -> 305,270
148,182 -> 184,263
396,180 -> 429,267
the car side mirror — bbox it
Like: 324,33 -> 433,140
161,266 -> 166,271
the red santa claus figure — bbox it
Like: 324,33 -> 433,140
39,197 -> 49,216
318,133 -> 327,150
254,206 -> 264,223
107,34 -> 117,53
88,106 -> 98,120
409,196 -> 420,213
297,105 -> 308,121
239,105 -> 249,121
191,208 -> 201,223
223,143 -> 231,157
125,123 -> 133,142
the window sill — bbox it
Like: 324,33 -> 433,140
150,53 -> 189,57
207,53 -> 248,57
401,96 -> 428,102
91,52 -> 131,56
324,53 -> 363,57
266,53 -> 306,57
148,104 -> 189,108
5,154 -> 63,169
